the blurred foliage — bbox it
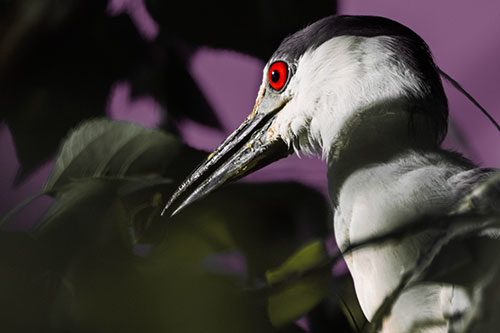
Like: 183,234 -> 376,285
144,0 -> 337,60
43,119 -> 199,191
0,1 -> 380,332
266,240 -> 330,285
265,240 -> 366,331
1,0 -> 149,180
1,119 -> 364,332
266,240 -> 334,327
0,0 -> 336,182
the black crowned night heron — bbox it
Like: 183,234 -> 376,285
164,15 -> 500,332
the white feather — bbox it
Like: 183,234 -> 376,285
262,33 -> 498,332
273,35 -> 426,158
334,151 -> 469,320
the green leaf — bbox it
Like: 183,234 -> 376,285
264,238 -> 368,330
268,269 -> 331,327
43,181 -> 309,333
183,183 -> 331,283
44,119 -> 187,191
36,178 -> 133,267
266,240 -> 329,285
265,240 -> 332,327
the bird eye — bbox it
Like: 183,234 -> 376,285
268,61 -> 288,91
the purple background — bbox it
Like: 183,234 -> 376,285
1,0 -> 500,229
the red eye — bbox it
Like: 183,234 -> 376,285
268,61 -> 288,91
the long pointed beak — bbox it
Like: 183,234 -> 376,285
163,98 -> 292,216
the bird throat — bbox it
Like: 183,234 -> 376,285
326,104 -> 438,206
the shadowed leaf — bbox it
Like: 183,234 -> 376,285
145,0 -> 336,60
265,240 -> 351,330
0,1 -> 150,180
39,178 -> 315,332
36,179 -> 132,261
268,269 -> 332,327
266,240 -> 329,285
264,239 -> 366,331
0,232 -> 53,332
44,119 -> 200,191
130,41 -> 221,131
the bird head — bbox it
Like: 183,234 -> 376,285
164,15 -> 449,215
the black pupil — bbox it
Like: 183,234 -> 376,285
271,69 -> 280,83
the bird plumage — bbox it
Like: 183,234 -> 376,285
333,149 -> 496,331
166,15 -> 500,332
268,15 -> 448,152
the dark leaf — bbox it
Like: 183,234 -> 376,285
0,231 -> 53,332
40,179 -> 313,332
268,268 -> 332,327
145,0 -> 337,60
164,43 -> 222,129
0,1 -> 150,180
0,176 -> 329,332
44,119 -> 201,191
36,179 -> 132,262
2,115 -> 332,332
266,240 -> 330,285
264,240 -> 363,330
129,41 -> 221,130
173,182 -> 331,281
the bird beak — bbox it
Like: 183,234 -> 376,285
163,96 -> 292,216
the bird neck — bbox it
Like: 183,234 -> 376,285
325,104 -> 439,206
